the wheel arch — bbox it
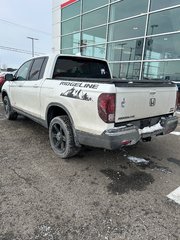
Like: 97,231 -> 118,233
2,90 -> 8,100
46,103 -> 80,147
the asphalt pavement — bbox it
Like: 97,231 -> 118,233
0,99 -> 180,240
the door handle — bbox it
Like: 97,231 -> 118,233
33,85 -> 39,88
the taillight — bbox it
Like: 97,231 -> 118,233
98,93 -> 116,123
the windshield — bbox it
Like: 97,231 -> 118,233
53,56 -> 111,79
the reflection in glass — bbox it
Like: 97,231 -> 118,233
110,0 -> 148,22
62,1 -> 80,20
109,16 -> 146,41
83,0 -> 108,13
107,39 -> 144,62
148,8 -> 180,35
82,7 -> 108,29
151,0 -> 180,11
144,33 -> 180,60
109,62 -> 141,79
62,17 -> 80,35
82,26 -> 107,45
143,61 -> 180,81
61,33 -> 80,49
82,44 -> 106,59
61,48 -> 79,55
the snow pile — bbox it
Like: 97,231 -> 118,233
170,131 -> 180,136
139,122 -> 163,134
128,156 -> 149,165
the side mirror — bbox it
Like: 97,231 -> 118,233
5,74 -> 14,81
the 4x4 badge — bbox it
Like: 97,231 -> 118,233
149,98 -> 156,106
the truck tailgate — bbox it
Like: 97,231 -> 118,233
115,82 -> 177,123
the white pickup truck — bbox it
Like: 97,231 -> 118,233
2,54 -> 178,158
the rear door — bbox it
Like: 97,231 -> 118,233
20,57 -> 48,117
114,81 -> 177,123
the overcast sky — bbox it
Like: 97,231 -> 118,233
0,0 -> 52,69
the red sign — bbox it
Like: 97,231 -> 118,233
61,0 -> 78,8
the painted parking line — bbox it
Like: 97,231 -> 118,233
170,132 -> 180,136
167,187 -> 180,205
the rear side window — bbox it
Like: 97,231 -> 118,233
29,57 -> 47,80
53,56 -> 111,79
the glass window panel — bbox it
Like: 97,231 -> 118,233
82,7 -> 108,29
62,17 -> 80,35
29,58 -> 44,80
110,0 -> 148,22
109,62 -> 141,79
144,33 -> 180,60
143,61 -> 180,81
109,16 -> 146,41
53,56 -> 110,79
16,60 -> 32,81
151,0 -> 180,11
61,48 -> 79,55
82,44 -> 106,59
82,26 -> 107,45
107,39 -> 144,62
148,8 -> 180,35
61,33 -> 80,49
83,0 -> 108,12
62,1 -> 80,20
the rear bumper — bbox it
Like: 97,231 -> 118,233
76,116 -> 178,150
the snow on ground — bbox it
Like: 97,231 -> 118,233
127,156 -> 149,165
170,132 -> 180,136
167,186 -> 180,205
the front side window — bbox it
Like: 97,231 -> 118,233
15,60 -> 32,81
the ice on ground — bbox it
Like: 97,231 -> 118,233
128,156 -> 149,165
167,186 -> 180,205
170,131 -> 180,136
139,122 -> 163,134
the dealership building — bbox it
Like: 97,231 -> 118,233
52,0 -> 180,81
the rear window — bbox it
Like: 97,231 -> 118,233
53,56 -> 111,79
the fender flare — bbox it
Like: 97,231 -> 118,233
46,102 -> 81,147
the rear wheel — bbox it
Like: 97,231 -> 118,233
49,116 -> 80,159
3,96 -> 18,120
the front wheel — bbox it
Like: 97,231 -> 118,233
49,116 -> 80,159
3,96 -> 18,120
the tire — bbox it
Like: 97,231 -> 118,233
49,115 -> 80,159
3,96 -> 18,120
